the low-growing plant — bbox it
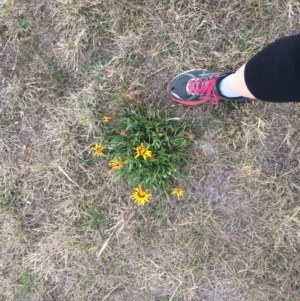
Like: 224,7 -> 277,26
105,105 -> 188,188
17,270 -> 42,296
153,203 -> 167,222
84,206 -> 106,229
94,104 -> 190,204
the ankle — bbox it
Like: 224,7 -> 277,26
218,74 -> 241,98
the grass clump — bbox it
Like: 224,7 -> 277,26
17,270 -> 42,296
97,104 -> 189,204
84,206 -> 106,229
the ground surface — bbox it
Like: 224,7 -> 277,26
1,0 -> 300,300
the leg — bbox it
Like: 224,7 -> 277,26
242,33 -> 300,102
228,64 -> 255,99
167,33 -> 300,105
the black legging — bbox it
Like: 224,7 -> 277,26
245,33 -> 300,102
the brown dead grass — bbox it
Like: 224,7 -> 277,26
1,0 -> 300,300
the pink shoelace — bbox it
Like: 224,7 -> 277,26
188,76 -> 221,105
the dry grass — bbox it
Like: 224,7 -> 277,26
1,0 -> 300,300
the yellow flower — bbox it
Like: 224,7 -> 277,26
134,143 -> 153,161
131,185 -> 151,206
171,187 -> 184,199
92,143 -> 106,157
109,158 -> 125,169
103,116 -> 112,123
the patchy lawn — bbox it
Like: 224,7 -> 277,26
1,0 -> 300,300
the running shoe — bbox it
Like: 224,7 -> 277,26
167,70 -> 250,106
